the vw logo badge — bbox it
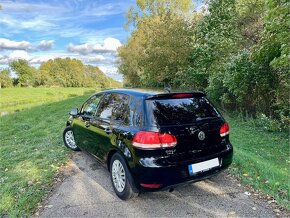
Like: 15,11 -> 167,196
198,131 -> 205,140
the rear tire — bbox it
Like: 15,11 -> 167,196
110,153 -> 138,200
63,126 -> 80,151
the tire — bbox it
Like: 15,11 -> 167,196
110,153 -> 138,200
63,126 -> 80,151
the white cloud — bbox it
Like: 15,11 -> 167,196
9,50 -> 30,61
30,55 -> 54,64
99,65 -> 123,81
0,38 -> 31,50
67,43 -> 93,55
21,18 -> 57,30
0,1 -> 64,13
94,37 -> 122,52
68,37 -> 122,55
38,40 -> 54,51
0,38 -> 56,51
0,50 -> 54,64
84,55 -> 106,63
98,65 -> 119,75
0,54 -> 8,64
0,50 -> 107,66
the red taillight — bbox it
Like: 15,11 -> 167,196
132,131 -> 177,149
220,123 -> 230,137
140,183 -> 162,188
172,93 -> 193,98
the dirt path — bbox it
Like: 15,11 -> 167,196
38,152 -> 285,217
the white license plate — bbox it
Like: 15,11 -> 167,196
188,158 -> 219,175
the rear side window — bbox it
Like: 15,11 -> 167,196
146,97 -> 220,126
132,98 -> 144,127
96,93 -> 130,125
112,94 -> 130,125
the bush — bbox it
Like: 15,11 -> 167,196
252,113 -> 289,132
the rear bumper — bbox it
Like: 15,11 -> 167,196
131,144 -> 233,192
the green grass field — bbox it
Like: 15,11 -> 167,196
0,87 -> 96,114
227,116 -> 289,208
0,88 -> 289,216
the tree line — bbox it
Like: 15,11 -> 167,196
0,58 -> 120,89
118,0 -> 289,129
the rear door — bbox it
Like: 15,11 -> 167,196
93,93 -> 131,161
145,94 -> 225,157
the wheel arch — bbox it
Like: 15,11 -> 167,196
107,149 -> 139,193
107,149 -> 118,172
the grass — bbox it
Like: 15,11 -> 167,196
0,88 -> 289,216
226,116 -> 290,209
0,89 -> 95,217
0,87 -> 96,114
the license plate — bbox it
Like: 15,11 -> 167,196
188,158 -> 219,175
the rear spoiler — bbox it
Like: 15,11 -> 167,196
145,91 -> 205,100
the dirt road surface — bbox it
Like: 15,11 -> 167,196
39,152 -> 283,217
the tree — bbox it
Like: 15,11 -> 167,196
186,0 -> 241,90
9,59 -> 38,87
39,58 -> 85,87
118,0 -> 194,87
252,0 -> 290,124
236,0 -> 265,47
39,58 -> 121,88
0,69 -> 13,88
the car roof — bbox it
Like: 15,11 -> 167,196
102,89 -> 160,98
101,89 -> 205,99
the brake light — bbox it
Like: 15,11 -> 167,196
132,131 -> 177,149
172,93 -> 193,98
220,123 -> 230,137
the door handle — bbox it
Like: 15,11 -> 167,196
85,121 -> 90,128
105,128 -> 112,134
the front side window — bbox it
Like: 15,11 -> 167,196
81,94 -> 102,117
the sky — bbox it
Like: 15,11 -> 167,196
0,0 -> 137,81
0,0 -> 203,81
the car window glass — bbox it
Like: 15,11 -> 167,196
112,94 -> 130,125
133,98 -> 143,127
81,94 -> 102,117
147,97 -> 220,126
96,93 -> 130,124
96,94 -> 115,120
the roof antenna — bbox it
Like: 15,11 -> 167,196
164,83 -> 171,93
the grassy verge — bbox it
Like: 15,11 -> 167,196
0,87 -> 96,114
0,93 -> 93,217
227,116 -> 289,209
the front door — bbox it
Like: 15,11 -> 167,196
73,94 -> 103,155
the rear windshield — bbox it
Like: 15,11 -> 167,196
146,97 -> 220,126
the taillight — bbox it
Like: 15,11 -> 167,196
220,123 -> 230,137
132,131 -> 177,149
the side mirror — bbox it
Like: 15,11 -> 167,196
69,108 -> 79,116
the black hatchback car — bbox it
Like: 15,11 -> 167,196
63,89 -> 233,200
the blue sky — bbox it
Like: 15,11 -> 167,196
0,0 -> 136,81
0,0 -> 202,81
